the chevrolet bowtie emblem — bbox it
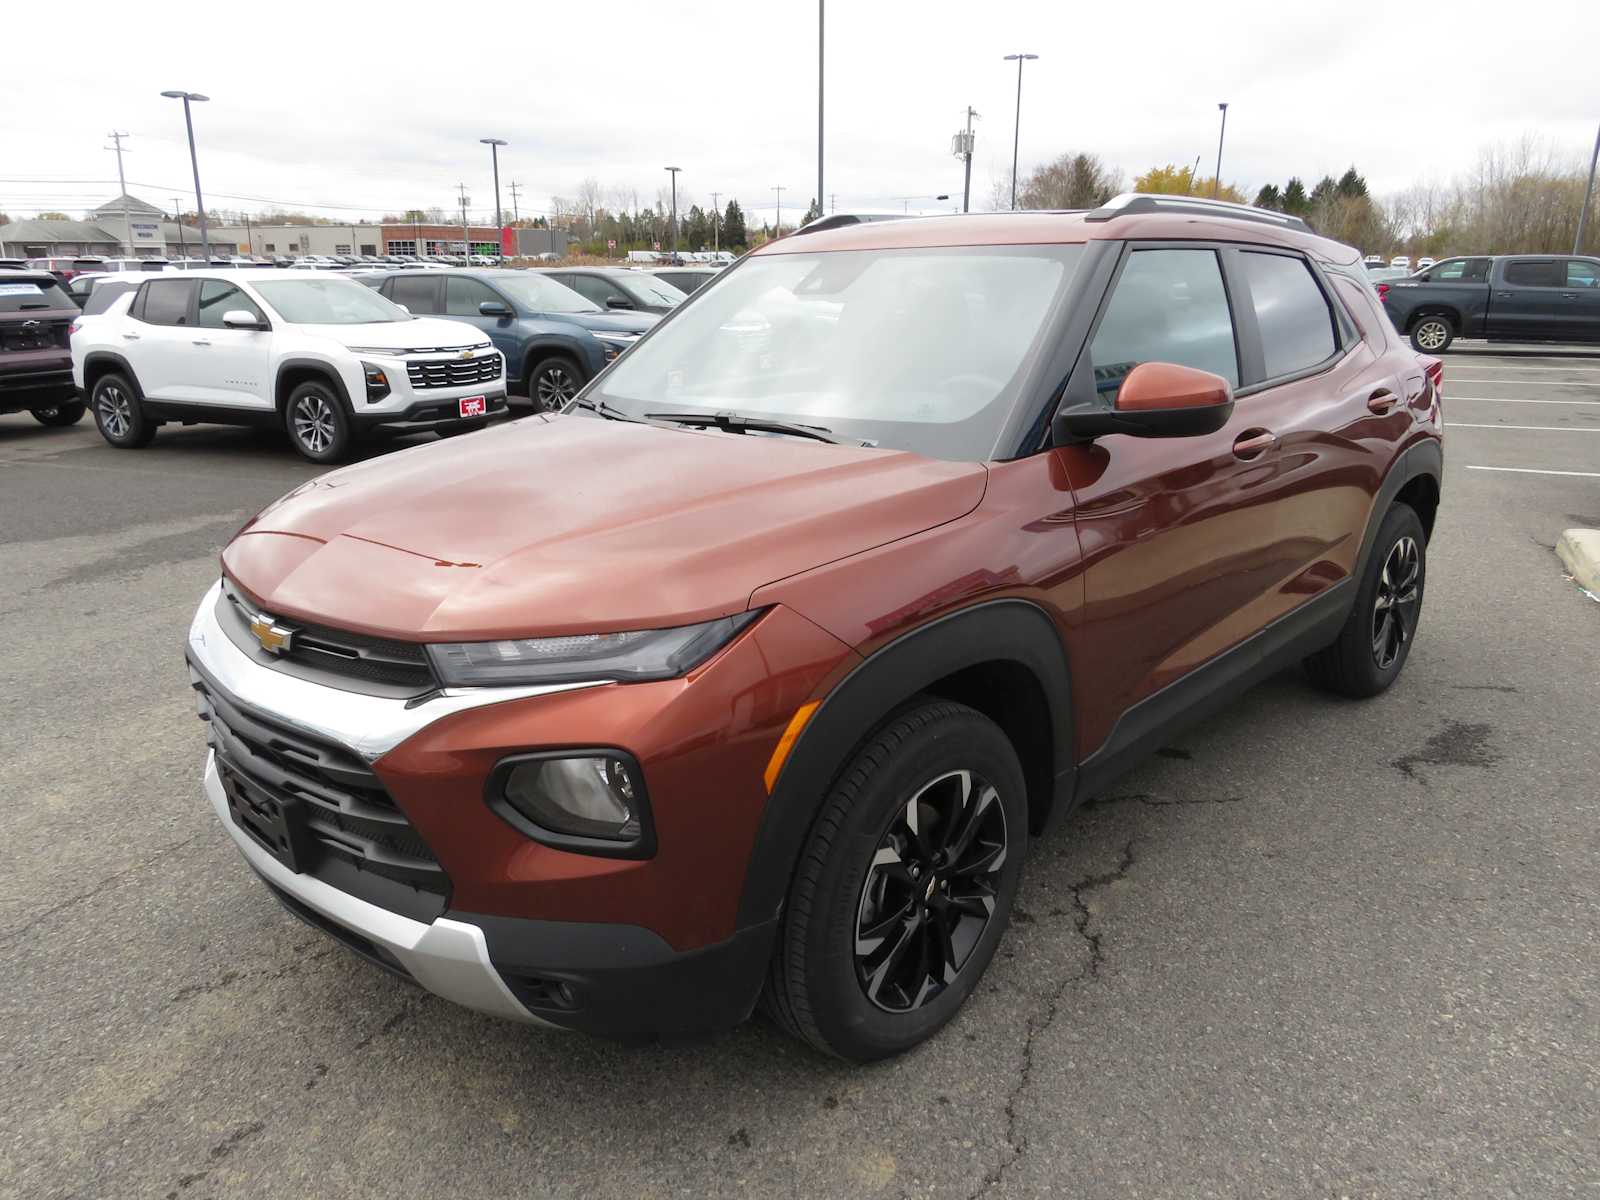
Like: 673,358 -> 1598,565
459,348 -> 474,359
248,613 -> 295,655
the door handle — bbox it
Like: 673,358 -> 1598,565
120,332 -> 140,340
192,338 -> 211,346
1232,430 -> 1275,459
1495,291 -> 1514,299
1562,292 -> 1580,300
1367,388 -> 1399,414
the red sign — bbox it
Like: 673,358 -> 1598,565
500,226 -> 515,255
458,396 -> 487,418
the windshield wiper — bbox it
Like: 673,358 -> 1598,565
643,409 -> 844,444
571,397 -> 642,422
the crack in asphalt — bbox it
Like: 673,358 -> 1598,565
0,834 -> 202,952
163,1120 -> 265,1197
1391,720 -> 1501,782
168,944 -> 339,1004
1082,791 -> 1244,811
970,838 -> 1140,1199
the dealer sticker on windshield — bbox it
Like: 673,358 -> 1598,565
458,395 -> 487,418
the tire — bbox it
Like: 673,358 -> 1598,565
30,398 -> 86,427
1303,502 -> 1427,698
283,379 -> 353,464
90,372 -> 156,448
526,355 -> 584,413
1409,315 -> 1453,354
763,699 -> 1028,1062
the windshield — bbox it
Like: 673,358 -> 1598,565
253,278 -> 411,325
620,274 -> 687,307
593,244 -> 1083,460
0,278 -> 75,312
493,273 -> 601,314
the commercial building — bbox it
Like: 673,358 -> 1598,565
0,195 -> 219,259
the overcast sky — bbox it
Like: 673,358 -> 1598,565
3,0 -> 1595,228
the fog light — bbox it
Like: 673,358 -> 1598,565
361,360 -> 390,403
489,752 -> 655,858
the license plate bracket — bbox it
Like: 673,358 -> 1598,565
221,767 -> 315,873
458,395 -> 486,418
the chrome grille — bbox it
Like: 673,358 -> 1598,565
406,352 -> 503,389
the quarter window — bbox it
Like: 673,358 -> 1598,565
197,280 -> 266,328
1432,257 -> 1490,282
445,277 -> 499,316
1566,260 -> 1600,289
1090,248 -> 1238,399
1504,260 -> 1562,287
1239,252 -> 1337,379
140,278 -> 195,325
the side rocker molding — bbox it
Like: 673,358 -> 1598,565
733,599 -> 1074,931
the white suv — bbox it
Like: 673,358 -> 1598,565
71,270 -> 507,462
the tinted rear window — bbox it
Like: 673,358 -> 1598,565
0,277 -> 75,312
82,280 -> 139,316
141,279 -> 195,325
1504,260 -> 1562,287
1239,252 -> 1338,378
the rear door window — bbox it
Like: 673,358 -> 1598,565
1503,260 -> 1562,287
138,278 -> 196,325
1432,258 -> 1490,282
1238,251 -> 1338,379
389,274 -> 442,313
1090,248 -> 1238,399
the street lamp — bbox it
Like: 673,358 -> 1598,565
1003,53 -> 1037,210
1213,103 -> 1229,200
664,166 -> 682,257
160,90 -> 210,259
480,138 -> 507,248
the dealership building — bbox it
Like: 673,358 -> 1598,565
1,192 -> 570,260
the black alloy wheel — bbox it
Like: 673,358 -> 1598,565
529,356 -> 582,412
1372,535 -> 1421,670
30,399 -> 86,427
854,769 -> 1008,1013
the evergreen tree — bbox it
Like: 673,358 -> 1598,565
801,197 -> 822,226
1336,166 -> 1368,198
1254,183 -> 1283,211
1281,177 -> 1310,215
1309,175 -> 1338,206
723,199 -> 748,250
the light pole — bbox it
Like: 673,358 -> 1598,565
1213,102 -> 1229,199
772,185 -> 786,238
160,90 -> 210,259
1575,121 -> 1600,255
481,138 -> 507,252
1003,53 -> 1037,210
710,191 -> 722,252
817,0 -> 824,231
664,166 -> 682,257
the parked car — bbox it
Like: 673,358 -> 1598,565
1415,257 -> 1436,271
1363,254 -> 1384,269
1379,254 -> 1600,351
184,193 -> 1442,1060
648,266 -> 720,295
65,270 -> 159,308
71,270 -> 508,462
1389,255 -> 1411,270
101,257 -> 172,273
0,268 -> 84,427
24,256 -> 107,282
1364,267 -> 1411,285
541,266 -> 687,314
371,268 -> 656,410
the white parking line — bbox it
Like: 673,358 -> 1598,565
1445,396 -> 1600,405
1448,378 -> 1597,386
1449,423 -> 1600,432
1466,465 -> 1600,478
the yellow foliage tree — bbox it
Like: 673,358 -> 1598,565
1132,164 -> 1247,205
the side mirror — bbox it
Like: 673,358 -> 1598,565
1053,362 -> 1234,442
221,310 -> 266,330
605,296 -> 634,310
478,300 -> 513,317
396,303 -> 410,314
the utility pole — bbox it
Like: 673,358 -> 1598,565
830,193 -> 836,213
458,183 -> 470,258
817,0 -> 824,230
509,181 -> 522,223
952,106 -> 978,213
710,191 -> 722,252
1213,103 -> 1229,199
772,185 -> 785,237
244,211 -> 253,257
171,197 -> 186,259
1575,121 -> 1600,255
105,131 -> 133,255
664,166 -> 682,256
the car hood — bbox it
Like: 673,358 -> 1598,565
222,415 -> 988,641
544,310 -> 659,335
300,317 -> 490,351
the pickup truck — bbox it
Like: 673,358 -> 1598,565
1380,254 -> 1600,352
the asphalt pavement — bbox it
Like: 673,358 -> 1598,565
2,360 -> 1597,1200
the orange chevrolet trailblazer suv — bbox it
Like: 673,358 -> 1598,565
187,195 -> 1443,1061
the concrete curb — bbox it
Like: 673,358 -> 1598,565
1556,528 -> 1600,599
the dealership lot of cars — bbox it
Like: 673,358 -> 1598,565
2,320 -> 1597,1195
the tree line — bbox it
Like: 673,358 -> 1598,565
1004,137 -> 1599,256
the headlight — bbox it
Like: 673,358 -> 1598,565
488,751 -> 654,857
360,360 -> 390,403
593,331 -> 640,361
426,611 -> 762,687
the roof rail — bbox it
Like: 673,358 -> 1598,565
1084,192 -> 1311,233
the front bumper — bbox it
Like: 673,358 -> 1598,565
351,391 -> 509,433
